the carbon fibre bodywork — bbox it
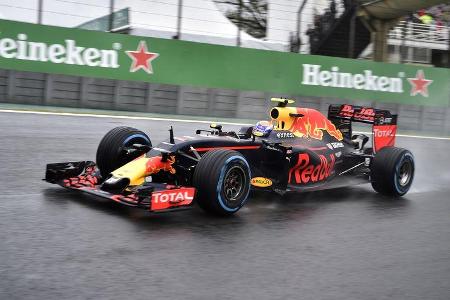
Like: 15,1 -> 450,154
45,102 -> 400,213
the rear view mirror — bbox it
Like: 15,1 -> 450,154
210,123 -> 223,132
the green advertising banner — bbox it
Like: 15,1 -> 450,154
0,19 -> 449,106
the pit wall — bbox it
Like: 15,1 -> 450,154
1,69 -> 449,134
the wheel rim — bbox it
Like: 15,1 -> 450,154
223,165 -> 246,202
398,160 -> 413,187
119,135 -> 150,162
122,134 -> 150,150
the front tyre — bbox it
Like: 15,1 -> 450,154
193,149 -> 251,216
371,147 -> 415,196
96,126 -> 151,178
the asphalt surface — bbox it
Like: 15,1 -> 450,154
1,111 -> 449,300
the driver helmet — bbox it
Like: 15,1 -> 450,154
252,121 -> 273,137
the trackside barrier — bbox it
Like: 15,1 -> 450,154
1,69 -> 449,134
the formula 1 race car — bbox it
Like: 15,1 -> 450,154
45,98 -> 415,216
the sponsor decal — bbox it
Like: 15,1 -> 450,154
0,33 -> 159,74
151,187 -> 195,210
354,107 -> 375,122
378,116 -> 394,125
276,132 -> 295,139
153,190 -> 194,203
339,104 -> 354,118
372,125 -> 397,152
251,177 -> 273,187
289,108 -> 343,141
327,142 -> 344,149
373,127 -> 394,138
288,153 -> 336,184
339,105 -> 375,122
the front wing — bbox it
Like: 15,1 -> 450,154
45,161 -> 195,212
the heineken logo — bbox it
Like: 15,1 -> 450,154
407,70 -> 433,97
126,41 -> 159,74
301,64 -> 433,97
0,33 -> 120,68
0,33 -> 159,74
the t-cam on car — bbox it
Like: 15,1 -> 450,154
45,98 -> 415,216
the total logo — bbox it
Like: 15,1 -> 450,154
373,128 -> 394,137
153,190 -> 194,203
151,188 -> 195,210
0,33 -> 159,74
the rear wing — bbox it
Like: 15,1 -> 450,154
328,104 -> 398,153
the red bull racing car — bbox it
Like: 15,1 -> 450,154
45,98 -> 415,216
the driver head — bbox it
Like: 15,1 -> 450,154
252,121 -> 273,137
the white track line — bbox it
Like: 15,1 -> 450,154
0,109 -> 251,126
353,131 -> 450,140
1,109 -> 449,141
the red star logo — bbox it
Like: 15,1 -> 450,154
126,41 -> 159,74
407,70 -> 433,97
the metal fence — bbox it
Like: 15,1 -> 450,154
0,0 -> 350,53
1,1 -> 448,57
389,21 -> 449,49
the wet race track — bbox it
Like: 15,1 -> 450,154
1,111 -> 449,300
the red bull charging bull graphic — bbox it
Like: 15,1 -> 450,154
270,99 -> 343,141
289,108 -> 343,141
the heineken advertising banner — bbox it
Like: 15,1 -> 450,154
0,19 -> 448,106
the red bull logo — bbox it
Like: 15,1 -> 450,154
288,153 -> 336,184
289,108 -> 343,141
339,105 -> 375,122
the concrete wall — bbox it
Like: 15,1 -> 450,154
1,69 -> 449,134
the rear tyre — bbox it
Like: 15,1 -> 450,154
96,126 -> 151,178
371,147 -> 414,196
193,149 -> 251,216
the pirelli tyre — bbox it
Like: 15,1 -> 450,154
193,149 -> 251,216
96,127 -> 152,178
370,147 -> 415,196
